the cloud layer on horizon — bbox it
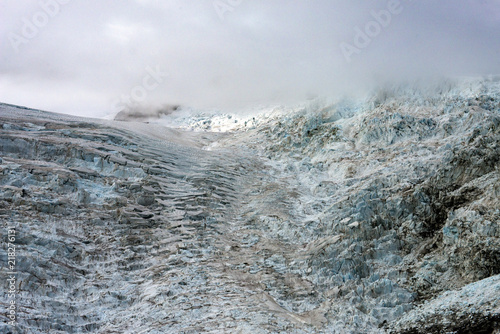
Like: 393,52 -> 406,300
1,0 -> 499,117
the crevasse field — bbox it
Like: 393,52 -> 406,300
1,78 -> 499,333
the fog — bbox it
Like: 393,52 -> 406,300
1,0 -> 499,117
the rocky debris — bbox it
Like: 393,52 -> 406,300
114,104 -> 180,121
0,78 -> 499,333
389,274 -> 500,333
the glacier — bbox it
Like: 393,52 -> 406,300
0,77 -> 499,333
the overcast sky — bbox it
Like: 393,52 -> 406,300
1,0 -> 499,117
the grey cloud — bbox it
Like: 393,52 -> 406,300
0,0 -> 499,116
